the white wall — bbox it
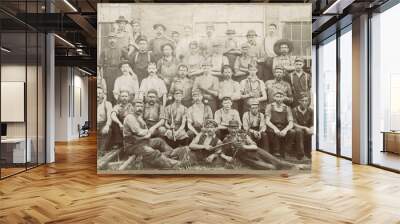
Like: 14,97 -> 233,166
55,67 -> 89,141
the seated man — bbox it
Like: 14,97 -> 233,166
265,90 -> 295,158
110,90 -> 134,147
164,89 -> 189,147
242,98 -> 268,149
170,119 -> 224,167
143,89 -> 166,137
214,96 -> 241,141
293,92 -> 313,160
97,87 -> 112,155
187,89 -> 213,141
221,120 -> 298,170
123,98 -> 182,169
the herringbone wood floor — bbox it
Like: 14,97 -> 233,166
1,135 -> 400,224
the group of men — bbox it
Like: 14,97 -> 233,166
97,16 -> 313,170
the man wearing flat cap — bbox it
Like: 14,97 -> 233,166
169,119 -> 224,166
164,89 -> 189,148
265,65 -> 293,105
242,98 -> 268,149
115,16 -> 135,57
98,32 -> 124,104
149,23 -> 174,62
292,92 -> 313,160
221,119 -> 297,170
272,39 -> 296,75
214,96 -> 241,140
286,57 -> 311,107
265,90 -> 295,159
224,29 -> 241,68
187,89 -> 213,141
123,97 -> 183,169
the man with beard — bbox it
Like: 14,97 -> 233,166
123,98 -> 182,169
97,87 -> 113,154
113,61 -> 139,102
242,98 -> 268,149
164,89 -> 189,148
240,62 -> 267,114
187,89 -> 213,141
110,90 -> 134,148
286,57 -> 311,107
214,96 -> 241,141
272,39 -> 296,75
265,66 -> 293,105
265,90 -> 296,158
140,62 -> 168,107
143,89 -> 166,138
218,65 -> 241,110
221,120 -> 298,170
98,33 -> 123,104
149,23 -> 174,62
131,37 -> 155,84
169,64 -> 193,107
170,119 -> 224,167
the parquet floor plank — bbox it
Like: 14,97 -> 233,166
0,135 -> 399,223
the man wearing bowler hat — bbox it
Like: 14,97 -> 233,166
149,23 -> 174,62
115,16 -> 135,56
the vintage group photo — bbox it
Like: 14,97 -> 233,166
97,3 -> 312,174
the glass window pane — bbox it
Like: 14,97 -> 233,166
317,37 -> 337,154
371,4 -> 400,171
340,29 -> 352,158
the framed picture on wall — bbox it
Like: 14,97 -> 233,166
97,3 -> 313,174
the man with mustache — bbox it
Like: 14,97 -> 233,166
140,62 -> 168,107
265,66 -> 293,105
187,89 -> 213,141
123,98 -> 182,169
143,89 -> 166,138
149,23 -> 174,62
272,39 -> 296,75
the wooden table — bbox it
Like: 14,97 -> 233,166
382,131 -> 400,154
